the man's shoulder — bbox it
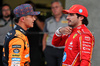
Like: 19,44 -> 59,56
77,26 -> 93,37
62,14 -> 67,17
45,16 -> 53,22
0,18 -> 4,21
5,29 -> 16,40
6,29 -> 26,41
15,30 -> 25,36
14,30 -> 26,41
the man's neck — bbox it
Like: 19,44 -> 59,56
3,17 -> 10,21
17,23 -> 27,31
54,13 -> 62,22
73,22 -> 82,28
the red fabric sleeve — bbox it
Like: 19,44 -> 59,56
79,34 -> 94,66
52,34 -> 68,47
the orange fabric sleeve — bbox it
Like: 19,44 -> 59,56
8,38 -> 24,66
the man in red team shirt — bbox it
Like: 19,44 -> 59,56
52,4 -> 95,66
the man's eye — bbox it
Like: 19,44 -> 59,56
31,15 -> 34,17
70,13 -> 74,16
55,6 -> 59,8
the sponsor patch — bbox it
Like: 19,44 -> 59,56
12,61 -> 20,64
11,64 -> 20,66
62,52 -> 67,62
27,43 -> 29,47
12,45 -> 21,48
79,9 -> 83,13
70,41 -> 73,45
25,54 -> 29,58
7,32 -> 12,35
83,44 -> 91,47
84,36 -> 90,41
12,58 -> 21,61
83,47 -> 90,51
68,41 -> 73,50
13,49 -> 20,53
12,54 -> 21,57
82,51 -> 90,54
83,41 -> 91,44
61,21 -> 68,23
73,34 -> 77,39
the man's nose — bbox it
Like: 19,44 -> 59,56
67,15 -> 70,20
33,17 -> 36,21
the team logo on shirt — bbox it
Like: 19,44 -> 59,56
25,54 -> 29,58
79,9 -> 83,13
73,34 -> 77,39
12,61 -> 20,64
12,54 -> 21,57
13,49 -> 20,53
84,36 -> 90,41
68,41 -> 73,50
61,21 -> 68,23
62,52 -> 67,62
12,58 -> 21,61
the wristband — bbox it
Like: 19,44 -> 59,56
55,27 -> 62,37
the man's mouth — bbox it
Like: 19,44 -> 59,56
68,20 -> 71,23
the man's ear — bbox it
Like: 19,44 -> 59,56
20,17 -> 24,22
79,16 -> 84,21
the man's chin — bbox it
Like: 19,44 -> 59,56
4,15 -> 10,18
31,25 -> 34,28
68,24 -> 73,27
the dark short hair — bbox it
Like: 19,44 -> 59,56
25,1 -> 36,11
2,4 -> 11,10
51,0 -> 62,6
14,17 -> 20,23
76,13 -> 88,26
25,1 -> 35,5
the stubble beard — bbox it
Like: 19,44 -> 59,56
4,15 -> 10,18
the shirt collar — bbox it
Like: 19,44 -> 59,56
14,24 -> 27,35
53,14 -> 65,20
72,24 -> 86,32
2,18 -> 11,22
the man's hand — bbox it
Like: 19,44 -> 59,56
59,26 -> 72,34
42,45 -> 46,51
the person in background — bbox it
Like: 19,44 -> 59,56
52,4 -> 95,66
25,1 -> 45,66
42,0 -> 68,66
2,4 -> 40,66
0,4 -> 14,66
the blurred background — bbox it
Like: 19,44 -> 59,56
0,0 -> 100,66
1,0 -> 65,18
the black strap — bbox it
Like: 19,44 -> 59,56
11,19 -> 14,29
0,19 -> 14,29
0,21 -> 8,27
